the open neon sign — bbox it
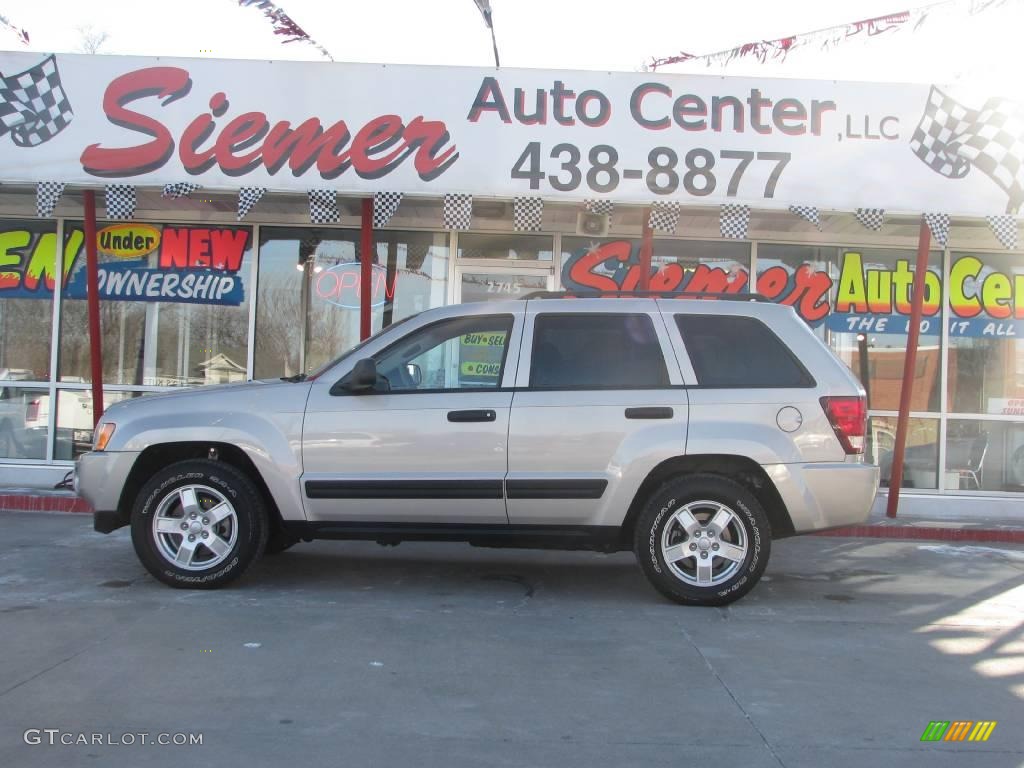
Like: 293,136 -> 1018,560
314,262 -> 398,309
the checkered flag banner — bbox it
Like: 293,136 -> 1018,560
237,187 -> 266,220
855,208 -> 886,231
373,192 -> 403,228
648,201 -> 681,233
924,212 -> 950,246
513,196 -> 544,231
584,199 -> 614,216
444,194 -> 473,230
36,181 -> 64,218
308,189 -> 339,224
720,204 -> 750,239
162,183 -> 200,199
105,184 -> 136,220
911,85 -> 1024,211
0,55 -> 73,147
986,214 -> 1017,249
789,205 -> 821,230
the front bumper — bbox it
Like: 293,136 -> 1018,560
76,450 -> 140,534
764,462 -> 880,533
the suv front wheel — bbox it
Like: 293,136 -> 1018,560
130,459 -> 269,589
634,474 -> 771,606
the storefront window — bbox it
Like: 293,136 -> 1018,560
59,222 -> 252,387
560,237 -> 749,294
0,220 -> 58,381
756,244 -> 836,341
54,389 -> 140,460
372,230 -> 450,333
255,228 -> 448,379
0,385 -> 49,459
459,233 -> 553,261
945,418 -> 1024,492
946,252 -> 1024,415
871,415 -> 940,490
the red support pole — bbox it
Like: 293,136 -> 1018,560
638,207 -> 653,291
83,190 -> 105,427
886,217 -> 932,518
359,198 -> 373,341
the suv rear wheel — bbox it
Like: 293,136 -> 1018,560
130,459 -> 268,589
634,474 -> 770,606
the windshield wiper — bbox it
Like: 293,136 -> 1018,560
280,373 -> 308,383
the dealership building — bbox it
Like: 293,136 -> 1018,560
0,51 -> 1020,509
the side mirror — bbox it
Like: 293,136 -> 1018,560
405,363 -> 423,387
332,358 -> 378,395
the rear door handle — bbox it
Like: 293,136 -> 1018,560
447,409 -> 497,423
625,407 -> 674,419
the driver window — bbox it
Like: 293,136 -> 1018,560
373,315 -> 514,392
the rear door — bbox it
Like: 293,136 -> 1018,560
505,299 -> 688,528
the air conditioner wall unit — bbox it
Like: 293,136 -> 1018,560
576,211 -> 609,237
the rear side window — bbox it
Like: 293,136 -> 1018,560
675,314 -> 813,388
530,313 -> 669,389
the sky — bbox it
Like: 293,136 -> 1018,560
2,0 -> 1016,86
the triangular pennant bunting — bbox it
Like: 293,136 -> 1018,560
584,199 -> 614,216
985,214 -> 1017,249
855,208 -> 885,231
924,212 -> 950,246
237,187 -> 265,220
789,205 -> 821,230
720,204 -> 749,239
513,196 -> 544,231
649,201 -> 681,234
444,194 -> 473,230
308,189 -> 339,224
162,182 -> 200,199
36,181 -> 64,218
105,184 -> 136,220
372,192 -> 403,228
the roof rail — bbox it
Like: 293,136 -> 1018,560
521,290 -> 772,302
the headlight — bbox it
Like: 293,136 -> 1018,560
93,423 -> 116,451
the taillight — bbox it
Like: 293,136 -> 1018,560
26,398 -> 39,421
820,396 -> 867,454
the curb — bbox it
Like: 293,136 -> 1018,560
0,493 -> 92,515
815,525 -> 1024,544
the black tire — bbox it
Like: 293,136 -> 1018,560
634,473 -> 771,606
264,525 -> 299,555
130,459 -> 268,589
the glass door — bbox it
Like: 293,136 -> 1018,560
456,266 -> 553,304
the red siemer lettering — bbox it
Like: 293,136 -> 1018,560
81,67 -> 460,181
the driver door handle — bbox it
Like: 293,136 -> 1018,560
447,409 -> 497,423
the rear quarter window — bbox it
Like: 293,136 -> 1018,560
675,314 -> 814,388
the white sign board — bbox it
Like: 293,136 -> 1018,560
0,51 -> 1021,215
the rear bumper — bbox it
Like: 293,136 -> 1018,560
764,462 -> 880,533
76,450 -> 139,534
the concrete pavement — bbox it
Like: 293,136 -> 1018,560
0,511 -> 1021,767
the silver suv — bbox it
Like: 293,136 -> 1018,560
77,295 -> 879,605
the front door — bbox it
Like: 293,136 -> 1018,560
456,266 -> 553,303
302,309 -> 523,524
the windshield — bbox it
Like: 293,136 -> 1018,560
306,313 -> 419,380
